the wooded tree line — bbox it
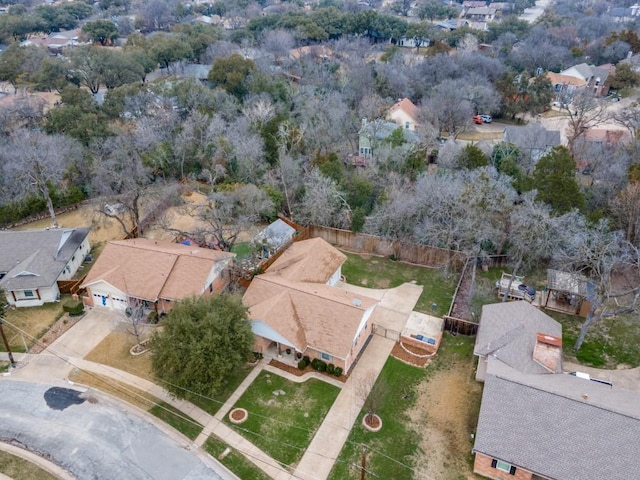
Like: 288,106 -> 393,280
1,0 -> 640,349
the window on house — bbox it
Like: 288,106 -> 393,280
321,352 -> 331,361
209,283 -> 213,293
492,459 -> 516,475
72,255 -> 75,262
405,121 -> 410,129
24,290 -> 34,298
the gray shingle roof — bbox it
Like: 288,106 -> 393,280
0,228 -> 89,290
474,358 -> 640,480
503,124 -> 561,151
474,302 -> 562,374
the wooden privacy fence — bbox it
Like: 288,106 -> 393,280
308,225 -> 467,270
58,274 -> 87,295
444,256 -> 479,336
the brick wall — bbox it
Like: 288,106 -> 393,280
473,453 -> 533,480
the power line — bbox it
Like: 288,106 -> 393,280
1,318 -> 427,478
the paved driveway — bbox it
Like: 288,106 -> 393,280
0,380 -> 223,480
46,308 -> 121,358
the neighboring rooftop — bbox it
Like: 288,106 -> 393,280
81,238 -> 234,301
0,228 -> 90,290
265,237 -> 346,284
474,357 -> 640,480
253,219 -> 296,251
474,302 -> 562,375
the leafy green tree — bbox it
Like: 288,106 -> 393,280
61,2 -> 94,20
101,50 -> 144,89
532,146 -> 585,214
151,294 -> 254,399
151,34 -> 193,73
406,22 -> 432,52
33,56 -> 77,93
611,63 -> 640,90
457,144 -> 489,169
0,44 -> 28,91
83,20 -> 119,46
208,54 -> 257,99
417,0 -> 457,21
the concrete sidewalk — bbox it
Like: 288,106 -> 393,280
293,283 -> 423,480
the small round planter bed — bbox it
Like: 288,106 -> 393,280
362,414 -> 382,432
130,339 -> 151,356
229,408 -> 248,424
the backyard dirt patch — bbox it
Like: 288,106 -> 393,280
14,204 -> 128,245
408,351 -> 483,480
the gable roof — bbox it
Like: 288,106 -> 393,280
81,238 -> 234,301
546,72 -> 587,88
474,358 -> 640,480
0,228 -> 90,290
503,124 -> 561,151
387,98 -> 419,124
265,237 -> 346,284
244,273 -> 377,358
474,302 -> 562,374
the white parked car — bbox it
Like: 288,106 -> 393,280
479,114 -> 492,123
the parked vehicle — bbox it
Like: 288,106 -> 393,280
479,114 -> 492,123
472,115 -> 483,124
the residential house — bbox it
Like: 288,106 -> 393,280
463,6 -> 497,21
473,301 -> 562,382
0,228 -> 90,307
81,238 -> 235,313
549,63 -> 613,98
22,29 -> 87,55
358,118 -> 419,160
436,19 -> 470,31
473,357 -> 640,480
462,0 -> 487,8
472,301 -> 640,480
387,97 -> 420,131
394,36 -> 431,49
244,238 -> 378,374
503,124 -> 561,166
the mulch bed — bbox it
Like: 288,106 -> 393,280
364,414 -> 381,429
29,313 -> 84,354
268,359 -> 347,383
391,341 -> 434,368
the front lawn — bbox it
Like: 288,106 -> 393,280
341,252 -> 457,315
329,335 -> 482,480
2,300 -> 65,352
224,371 -> 340,466
204,435 -> 271,480
0,450 -> 58,480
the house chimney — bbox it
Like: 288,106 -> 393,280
533,333 -> 562,372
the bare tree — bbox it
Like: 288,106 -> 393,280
356,370 -> 387,425
296,169 -> 351,228
263,29 -> 295,65
613,102 -> 640,140
563,89 -> 608,156
161,184 -> 273,251
553,218 -> 638,350
0,129 -> 84,227
611,182 -> 640,246
90,133 -> 155,238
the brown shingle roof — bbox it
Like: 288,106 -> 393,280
244,274 -> 377,358
81,238 -> 234,301
388,98 -> 419,123
265,237 -> 346,283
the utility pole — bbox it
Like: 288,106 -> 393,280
360,445 -> 367,480
0,317 -> 16,368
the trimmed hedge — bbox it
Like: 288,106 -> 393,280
333,366 -> 343,377
311,358 -> 327,372
297,359 -> 308,370
63,299 -> 84,316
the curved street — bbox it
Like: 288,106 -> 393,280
0,380 -> 223,480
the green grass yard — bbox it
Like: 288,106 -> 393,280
149,402 -> 202,440
224,371 -> 340,467
204,436 -> 271,480
329,335 -> 482,480
185,364 -> 256,416
341,252 -> 457,315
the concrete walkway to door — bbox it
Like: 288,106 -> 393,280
292,282 -> 423,480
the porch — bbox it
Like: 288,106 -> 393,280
262,341 -> 303,368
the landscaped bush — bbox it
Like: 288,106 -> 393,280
311,358 -> 327,372
333,367 -> 343,377
327,363 -> 335,375
303,355 -> 311,364
147,311 -> 159,323
62,299 -> 84,316
298,359 -> 308,370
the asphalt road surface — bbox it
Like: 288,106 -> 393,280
0,380 -> 223,480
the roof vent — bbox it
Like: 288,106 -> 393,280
582,393 -> 589,401
353,298 -> 362,306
